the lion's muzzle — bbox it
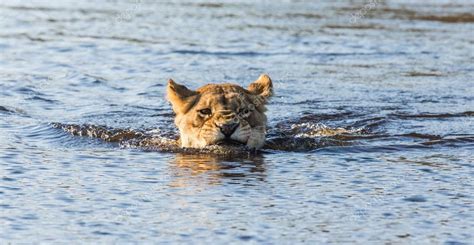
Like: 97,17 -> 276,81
217,122 -> 239,137
214,110 -> 240,137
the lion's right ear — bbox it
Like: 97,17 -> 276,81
248,74 -> 273,99
166,79 -> 198,114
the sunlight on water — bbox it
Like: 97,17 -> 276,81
0,0 -> 473,243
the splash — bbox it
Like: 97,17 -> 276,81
52,119 -> 364,154
289,122 -> 362,138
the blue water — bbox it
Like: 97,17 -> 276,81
1,0 -> 473,243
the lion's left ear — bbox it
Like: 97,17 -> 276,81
247,74 -> 273,99
167,79 -> 198,114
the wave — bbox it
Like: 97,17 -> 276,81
390,111 -> 474,119
50,110 -> 474,154
51,120 -> 362,154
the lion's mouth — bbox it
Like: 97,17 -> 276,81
215,138 -> 245,146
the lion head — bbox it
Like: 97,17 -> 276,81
166,74 -> 273,150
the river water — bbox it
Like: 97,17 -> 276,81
0,0 -> 473,244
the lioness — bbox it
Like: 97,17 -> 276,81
166,74 -> 273,150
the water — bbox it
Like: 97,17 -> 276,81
1,0 -> 473,243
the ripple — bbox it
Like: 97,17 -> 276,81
391,111 -> 474,119
26,96 -> 58,104
403,195 -> 427,202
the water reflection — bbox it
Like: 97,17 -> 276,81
168,153 -> 266,187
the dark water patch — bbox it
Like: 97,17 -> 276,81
422,136 -> 474,146
242,24 -> 291,32
286,13 -> 322,19
444,241 -> 469,245
403,195 -> 427,202
0,186 -> 21,191
92,231 -> 113,236
147,83 -> 164,88
312,51 -> 412,57
348,117 -> 387,131
405,71 -> 443,77
15,87 -> 45,96
290,99 -> 324,105
171,49 -> 270,57
238,235 -> 254,241
82,74 -> 107,85
127,105 -> 168,112
0,106 -> 17,114
0,204 -> 13,209
20,214 -> 39,220
390,111 -> 474,119
150,112 -> 175,118
388,157 -> 447,168
411,13 -> 474,23
343,6 -> 474,23
285,112 -> 355,123
54,32 -> 167,45
399,133 -> 443,140
419,168 -> 434,173
169,49 -> 409,58
325,24 -> 387,30
26,96 -> 58,104
315,144 -> 433,154
12,34 -> 50,42
196,3 -> 224,8
0,4 -> 116,15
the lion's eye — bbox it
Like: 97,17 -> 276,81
198,108 -> 212,115
240,108 -> 251,115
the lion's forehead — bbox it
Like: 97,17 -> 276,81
196,83 -> 246,94
198,91 -> 250,110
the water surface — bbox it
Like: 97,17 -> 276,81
0,0 -> 473,243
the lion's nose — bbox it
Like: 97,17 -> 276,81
218,122 -> 239,137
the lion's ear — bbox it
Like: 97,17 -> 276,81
167,79 -> 198,114
248,74 -> 273,99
